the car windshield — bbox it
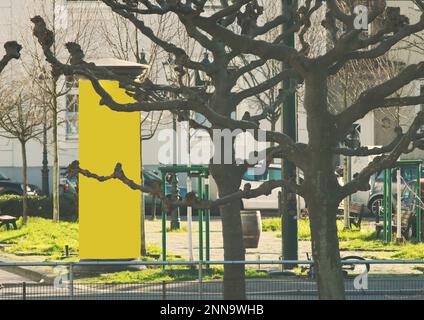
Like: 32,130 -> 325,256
0,171 -> 9,180
242,167 -> 282,182
243,168 -> 268,182
143,170 -> 162,183
242,167 -> 304,182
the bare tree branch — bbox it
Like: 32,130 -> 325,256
0,41 -> 22,73
79,162 -> 303,211
339,111 -> 424,199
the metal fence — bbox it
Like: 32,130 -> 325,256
1,260 -> 424,300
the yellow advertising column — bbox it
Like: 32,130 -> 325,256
79,79 -> 141,260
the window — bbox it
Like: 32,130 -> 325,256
242,167 -> 282,182
268,168 -> 281,181
375,171 -> 384,183
0,171 -> 9,180
401,166 -> 416,182
242,168 -> 267,182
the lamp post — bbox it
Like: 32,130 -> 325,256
281,0 -> 298,269
342,124 -> 361,229
38,71 -> 50,196
162,55 -> 181,230
41,106 -> 50,196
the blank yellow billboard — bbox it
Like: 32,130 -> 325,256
79,80 -> 141,260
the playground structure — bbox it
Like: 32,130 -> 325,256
158,166 -> 211,266
381,160 -> 422,243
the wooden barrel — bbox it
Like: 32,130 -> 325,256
240,210 -> 262,249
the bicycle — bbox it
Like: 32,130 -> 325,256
301,253 -> 371,279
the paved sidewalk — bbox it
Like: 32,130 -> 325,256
145,218 -> 297,262
145,218 -> 423,274
0,269 -> 35,284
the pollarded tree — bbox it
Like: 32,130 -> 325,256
32,0 -> 424,299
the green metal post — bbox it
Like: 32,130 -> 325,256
204,178 -> 210,269
281,0 -> 298,268
387,169 -> 392,243
161,172 -> 167,268
416,164 -> 422,242
198,176 -> 203,262
383,169 -> 387,243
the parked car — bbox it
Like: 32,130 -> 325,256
241,164 -> 305,213
60,167 -> 78,200
367,165 -> 424,216
0,171 -> 40,196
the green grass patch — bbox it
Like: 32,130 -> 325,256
77,267 -> 272,284
262,217 -> 310,237
166,226 -> 189,233
0,217 -> 78,259
0,217 -> 179,261
262,218 -> 311,239
340,239 -> 424,259
261,218 -> 281,232
264,217 -> 372,240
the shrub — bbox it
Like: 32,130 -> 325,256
0,195 -> 77,221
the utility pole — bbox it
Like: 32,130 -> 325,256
281,0 -> 298,268
170,113 -> 181,230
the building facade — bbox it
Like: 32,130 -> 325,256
0,0 -> 423,199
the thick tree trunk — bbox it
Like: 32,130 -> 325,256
303,70 -> 345,299
20,141 -> 28,225
210,164 -> 246,300
308,195 -> 345,299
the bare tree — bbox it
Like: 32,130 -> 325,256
0,79 -> 45,225
21,0 -> 101,222
32,0 -> 424,299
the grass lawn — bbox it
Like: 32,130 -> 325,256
0,217 -> 174,261
1,217 -> 423,283
166,225 -> 189,233
262,217 -> 424,260
77,267 -> 272,284
262,218 -> 311,239
0,217 -> 78,260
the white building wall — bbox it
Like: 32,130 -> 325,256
2,0 -> 422,191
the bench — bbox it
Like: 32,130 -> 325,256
349,203 -> 368,229
375,209 -> 413,240
337,203 -> 368,229
0,215 -> 18,230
